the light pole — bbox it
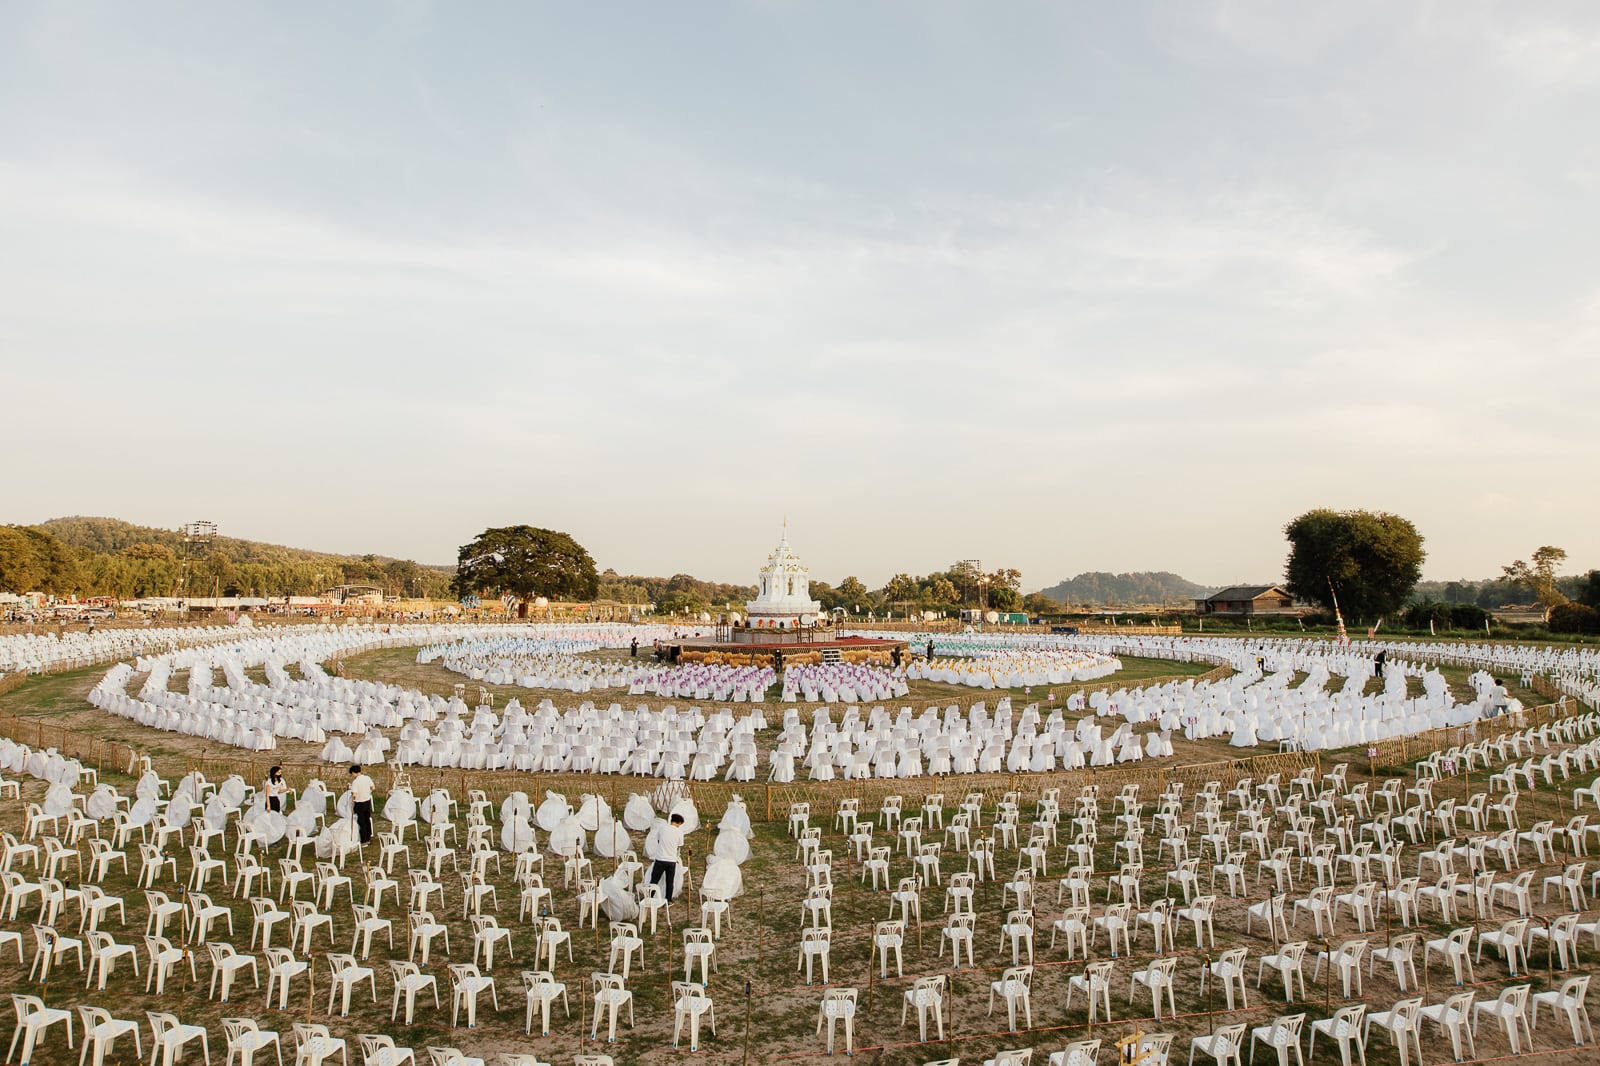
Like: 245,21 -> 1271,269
177,520 -> 217,617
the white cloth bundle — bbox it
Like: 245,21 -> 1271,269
501,815 -> 536,853
600,874 -> 639,921
702,855 -> 743,898
536,791 -> 571,831
712,827 -> 749,864
593,819 -> 630,858
623,794 -> 655,831
548,816 -> 583,856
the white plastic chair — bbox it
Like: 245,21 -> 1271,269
1532,974 -> 1595,1046
1472,984 -> 1532,1054
988,964 -> 1033,1032
816,987 -> 857,1055
1256,940 -> 1307,1003
1312,939 -> 1367,998
265,948 -> 309,1010
223,1017 -> 283,1066
78,1005 -> 141,1066
1187,1022 -> 1245,1066
148,1011 -> 211,1066
902,974 -> 946,1042
1248,1013 -> 1306,1066
1363,997 -> 1421,1066
1066,960 -> 1114,1022
1131,955 -> 1177,1019
8,994 -> 74,1065
670,981 -> 715,1052
1308,1004 -> 1365,1066
589,972 -> 633,1043
291,1023 -> 347,1066
519,970 -> 567,1036
324,954 -> 377,1017
206,941 -> 260,1003
1419,991 -> 1476,1062
448,963 -> 498,1028
797,926 -> 831,985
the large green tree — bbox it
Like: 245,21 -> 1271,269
0,525 -> 83,595
836,576 -> 872,609
1578,570 -> 1600,611
1283,509 -> 1425,622
882,573 -> 920,606
453,526 -> 599,615
1023,592 -> 1063,615
1501,546 -> 1568,621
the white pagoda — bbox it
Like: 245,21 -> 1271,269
745,526 -> 821,629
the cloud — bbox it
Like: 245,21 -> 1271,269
1493,23 -> 1600,88
2,4 -> 1597,586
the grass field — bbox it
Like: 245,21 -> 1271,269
0,647 -> 1590,1065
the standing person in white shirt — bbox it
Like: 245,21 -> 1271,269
264,765 -> 289,813
349,764 -> 376,844
647,813 -> 686,900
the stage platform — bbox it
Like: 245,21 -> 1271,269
671,633 -> 907,667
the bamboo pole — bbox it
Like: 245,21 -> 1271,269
741,980 -> 753,1066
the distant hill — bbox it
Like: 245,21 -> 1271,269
1036,571 -> 1215,607
22,516 -> 455,599
40,516 -> 446,570
15,517 -> 747,606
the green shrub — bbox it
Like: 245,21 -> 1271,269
1550,602 -> 1600,634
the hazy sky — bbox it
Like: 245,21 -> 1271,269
4,2 -> 1597,589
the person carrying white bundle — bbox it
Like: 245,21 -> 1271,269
645,812 -> 687,901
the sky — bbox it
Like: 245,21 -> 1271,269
3,1 -> 1598,590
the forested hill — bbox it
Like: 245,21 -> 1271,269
8,516 -> 455,599
40,516 -> 442,569
1036,571 -> 1214,606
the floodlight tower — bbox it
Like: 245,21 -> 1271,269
177,520 -> 218,616
958,559 -> 982,606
